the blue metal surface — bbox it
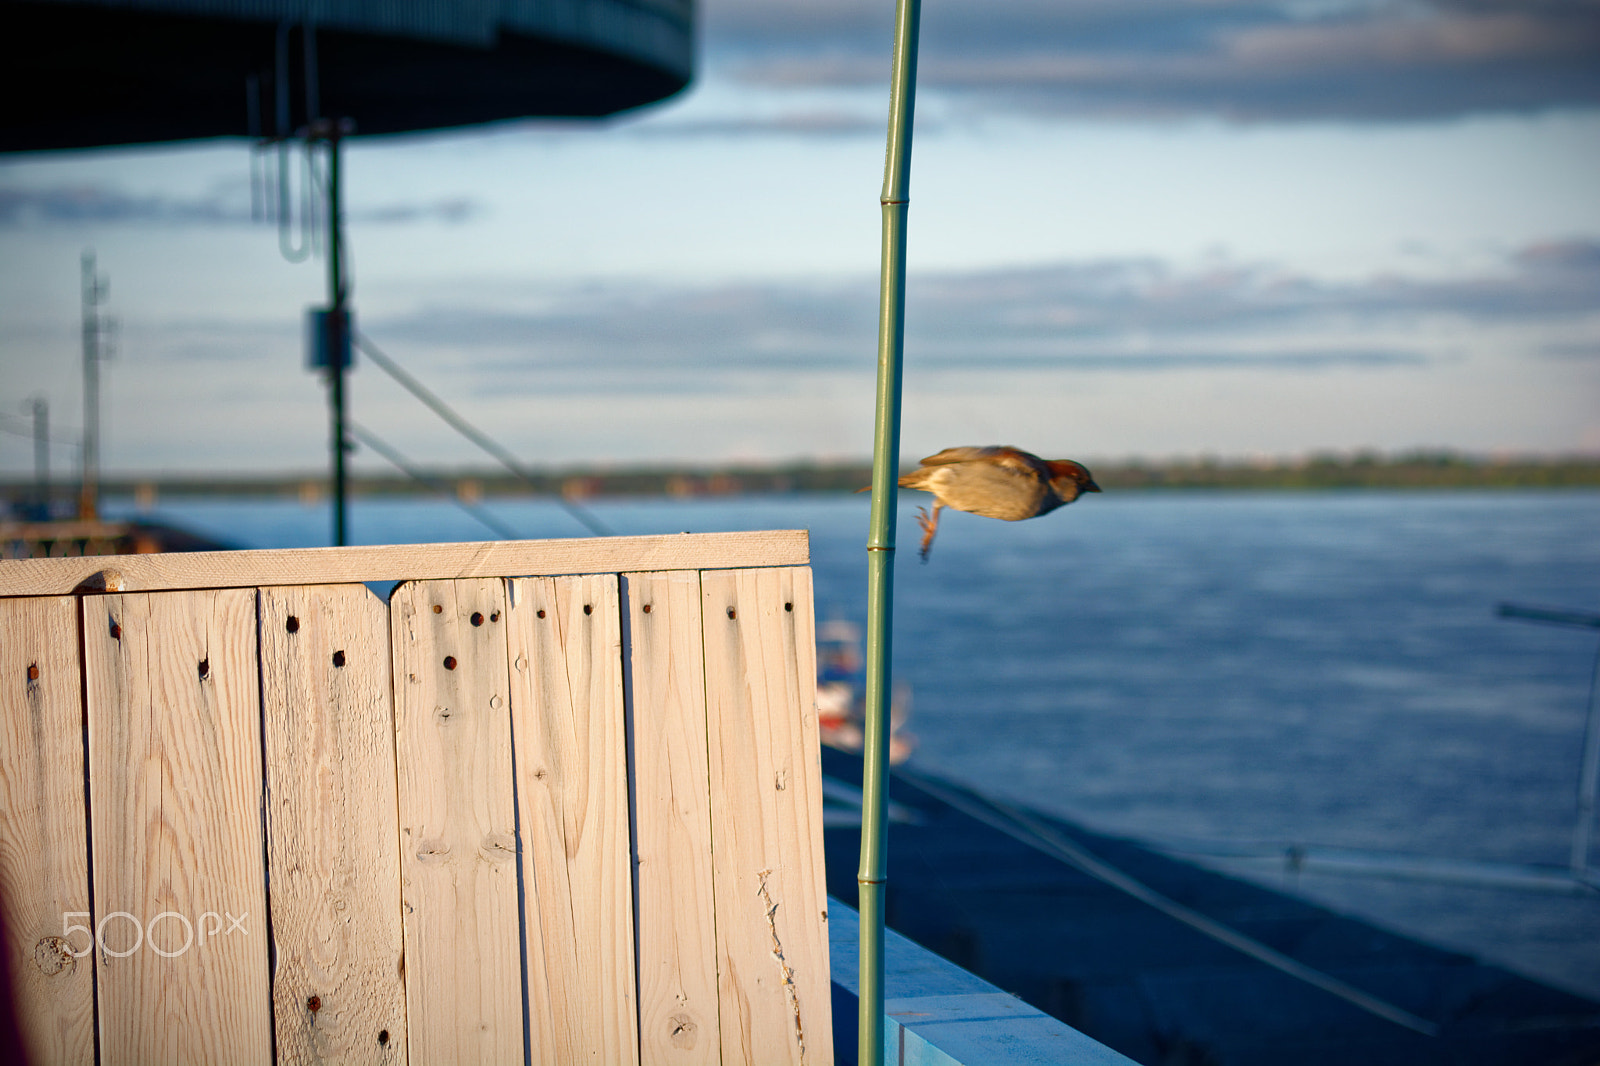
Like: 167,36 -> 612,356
830,899 -> 1139,1066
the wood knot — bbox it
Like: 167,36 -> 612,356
33,937 -> 73,976
669,1013 -> 698,1049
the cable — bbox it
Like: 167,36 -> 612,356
353,332 -> 613,536
900,768 -> 1443,1038
346,420 -> 524,542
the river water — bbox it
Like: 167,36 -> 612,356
115,487 -> 1600,999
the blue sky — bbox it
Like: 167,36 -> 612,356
2,0 -> 1598,477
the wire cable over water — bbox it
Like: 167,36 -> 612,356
354,332 -> 612,537
900,768 -> 1444,1038
346,421 -> 523,541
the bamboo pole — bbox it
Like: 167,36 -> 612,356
860,1 -> 921,1062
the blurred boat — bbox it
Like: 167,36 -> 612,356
816,617 -> 915,764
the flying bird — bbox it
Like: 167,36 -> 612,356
896,446 -> 1101,560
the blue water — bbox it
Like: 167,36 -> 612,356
113,488 -> 1600,998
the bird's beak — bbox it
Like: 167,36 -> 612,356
1086,479 -> 1102,493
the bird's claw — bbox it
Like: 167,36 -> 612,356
915,506 -> 937,562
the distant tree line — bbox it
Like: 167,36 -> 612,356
4,452 -> 1599,507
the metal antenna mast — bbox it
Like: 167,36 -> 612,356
79,250 -> 112,520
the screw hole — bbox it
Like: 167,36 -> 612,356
470,612 -> 484,627
443,656 -> 457,670
432,604 -> 443,614
27,663 -> 40,682
286,615 -> 300,633
378,1030 -> 390,1046
727,607 -> 737,620
490,611 -> 500,622
583,604 -> 593,616
332,650 -> 346,668
306,995 -> 321,1012
198,659 -> 210,681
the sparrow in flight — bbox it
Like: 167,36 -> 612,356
896,445 -> 1101,560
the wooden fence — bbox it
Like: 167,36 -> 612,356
0,531 -> 832,1065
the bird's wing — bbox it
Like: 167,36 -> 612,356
919,445 -> 1047,476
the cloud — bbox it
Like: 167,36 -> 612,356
0,183 -> 480,228
353,238 -> 1598,390
704,0 -> 1600,122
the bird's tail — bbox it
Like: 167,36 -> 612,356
855,471 -> 926,493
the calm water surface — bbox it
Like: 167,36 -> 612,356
116,489 -> 1600,998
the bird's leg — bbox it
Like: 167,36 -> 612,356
915,503 -> 942,562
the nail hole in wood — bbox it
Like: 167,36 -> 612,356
378,1030 -> 390,1046
490,611 -> 500,622
332,650 -> 346,668
536,609 -> 546,619
471,612 -> 484,627
443,656 -> 457,670
109,618 -> 121,640
198,659 -> 210,681
306,995 -> 321,1013
785,602 -> 793,612
727,607 -> 737,620
285,615 -> 300,633
642,604 -> 652,614
432,604 -> 443,614
583,604 -> 593,616
27,664 -> 40,682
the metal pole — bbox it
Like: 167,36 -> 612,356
1572,644 -> 1600,876
31,396 -> 48,517
859,1 -> 920,1062
79,250 -> 103,521
324,123 -> 349,546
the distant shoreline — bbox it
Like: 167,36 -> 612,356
5,453 -> 1599,505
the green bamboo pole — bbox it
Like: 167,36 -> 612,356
860,0 -> 921,1062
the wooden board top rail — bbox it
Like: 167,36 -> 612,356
0,530 -> 810,597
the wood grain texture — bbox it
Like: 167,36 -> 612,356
84,588 -> 272,1066
259,585 -> 407,1064
0,596 -> 95,1065
506,574 -> 638,1064
700,567 -> 832,1066
390,579 -> 522,1065
621,571 -> 722,1066
0,531 -> 810,596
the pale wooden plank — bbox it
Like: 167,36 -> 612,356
260,585 -> 407,1064
506,574 -> 638,1064
701,567 -> 832,1066
0,596 -> 96,1064
621,571 -> 722,1066
84,589 -> 272,1065
390,579 -> 522,1064
0,531 -> 811,597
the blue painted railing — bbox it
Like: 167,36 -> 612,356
828,898 -> 1137,1066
